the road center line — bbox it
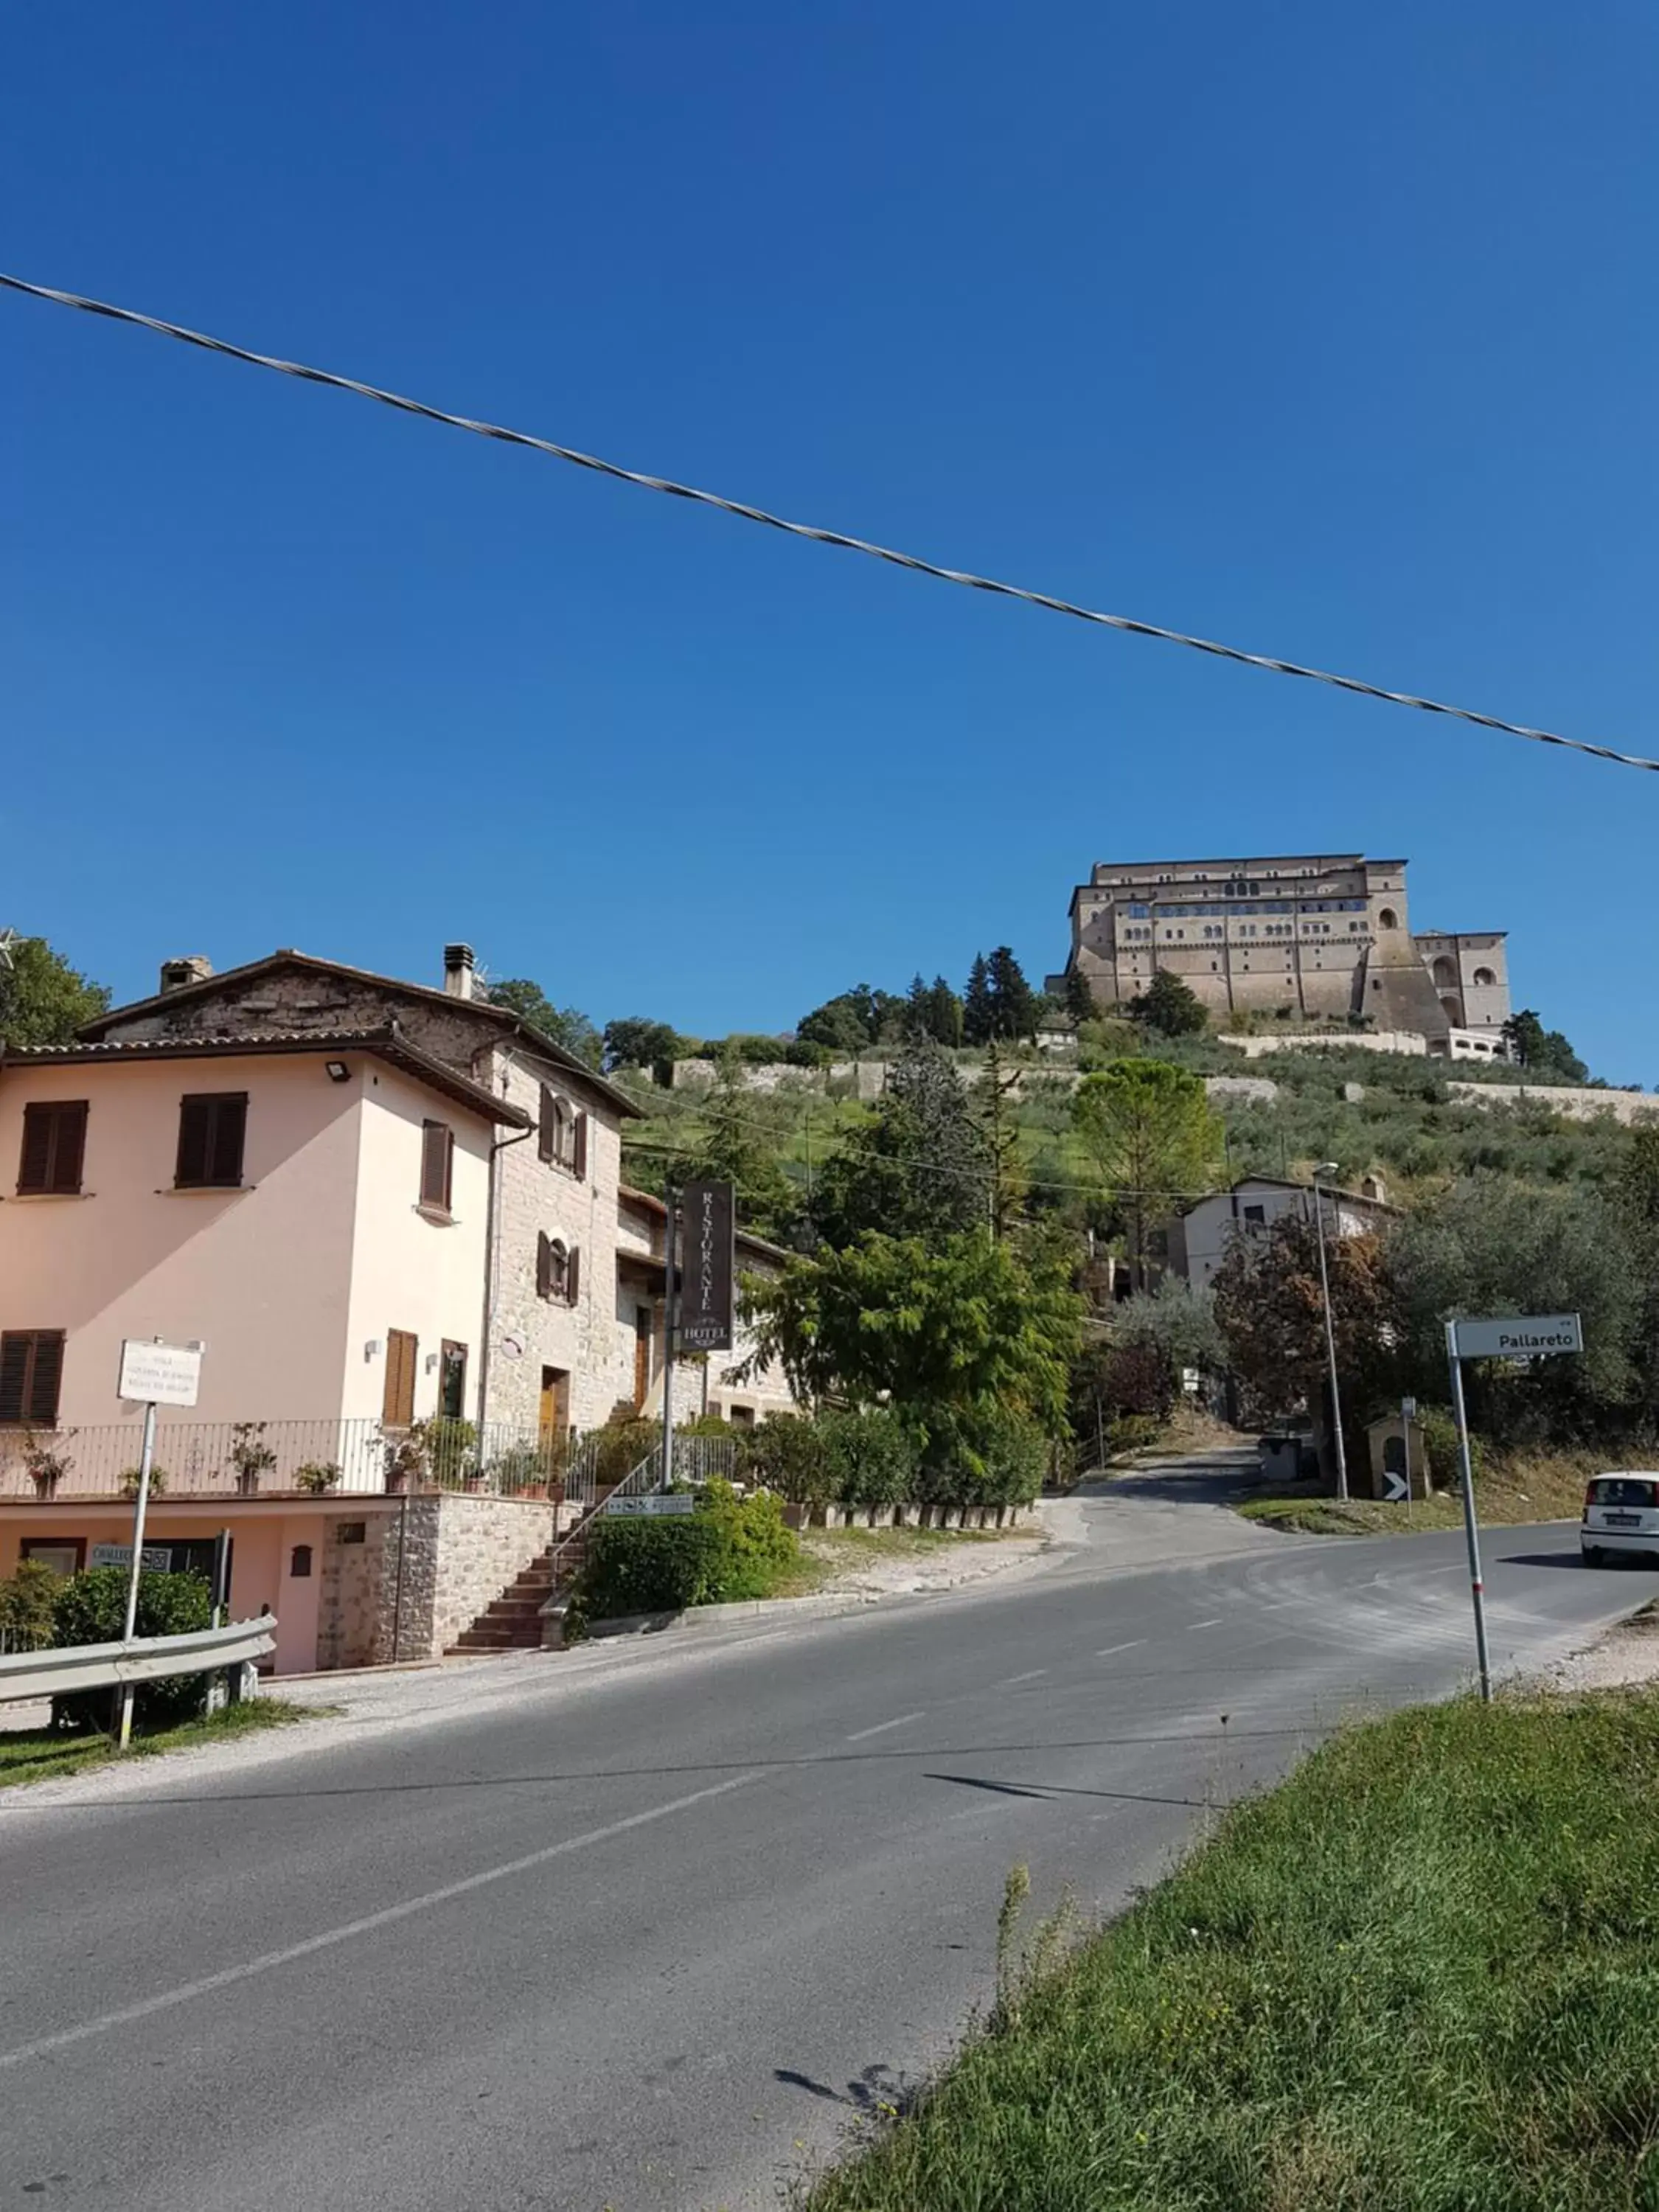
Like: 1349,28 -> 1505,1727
1095,1640 -> 1147,1658
0,1770 -> 764,2073
1188,1618 -> 1223,1631
998,1668 -> 1049,1686
845,1711 -> 925,1742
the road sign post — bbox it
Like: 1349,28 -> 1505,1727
1400,1396 -> 1416,1520
1444,1315 -> 1581,1704
114,1338 -> 203,1748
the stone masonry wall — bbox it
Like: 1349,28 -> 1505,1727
316,1511 -> 396,1670
428,1494 -> 557,1652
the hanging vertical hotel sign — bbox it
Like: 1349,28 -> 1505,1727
678,1180 -> 735,1352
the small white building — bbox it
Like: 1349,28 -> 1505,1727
1164,1175 -> 1397,1292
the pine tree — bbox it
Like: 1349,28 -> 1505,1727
902,974 -> 932,1040
1062,967 -> 1096,1026
1129,968 -> 1207,1038
927,975 -> 964,1047
985,947 -> 1037,1041
962,953 -> 994,1046
812,1039 -> 991,1250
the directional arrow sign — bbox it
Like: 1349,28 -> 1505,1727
1382,1467 -> 1409,1503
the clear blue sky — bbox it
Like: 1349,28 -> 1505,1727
4,3 -> 1657,1079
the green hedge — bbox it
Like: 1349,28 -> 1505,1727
51,1567 -> 214,1733
573,1482 -> 798,1623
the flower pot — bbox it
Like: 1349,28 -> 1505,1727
385,1470 -> 408,1495
30,1473 -> 59,1500
515,1481 -> 548,1500
462,1474 -> 486,1495
236,1472 -> 261,1498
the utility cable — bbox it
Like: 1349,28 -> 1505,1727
3,269 -> 1654,775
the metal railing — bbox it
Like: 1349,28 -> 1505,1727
0,1615 -> 278,1705
540,1433 -> 744,1594
0,1417 -> 594,1502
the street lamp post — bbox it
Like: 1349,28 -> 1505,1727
1312,1163 -> 1349,1503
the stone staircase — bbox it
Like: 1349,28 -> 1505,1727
445,1502 -> 610,1655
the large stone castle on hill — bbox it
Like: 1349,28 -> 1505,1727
1059,852 -> 1509,1045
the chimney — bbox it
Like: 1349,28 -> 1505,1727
442,943 -> 476,1001
159,955 -> 213,995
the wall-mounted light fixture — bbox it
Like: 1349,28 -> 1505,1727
364,1338 -> 382,1361
425,1352 -> 439,1374
324,1060 -> 350,1082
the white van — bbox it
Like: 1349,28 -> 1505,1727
1581,1474 -> 1659,1564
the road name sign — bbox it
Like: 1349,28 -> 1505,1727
607,1494 -> 695,1517
117,1338 -> 203,1406
1450,1314 -> 1582,1361
91,1543 -> 172,1573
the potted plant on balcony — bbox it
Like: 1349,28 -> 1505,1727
119,1464 -> 169,1498
294,1460 -> 342,1495
227,1421 -> 279,1498
22,1428 -> 74,1501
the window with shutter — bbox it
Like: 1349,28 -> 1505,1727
536,1231 -> 553,1300
546,1238 -> 569,1302
382,1328 -> 418,1428
572,1113 -> 588,1181
566,1247 -> 580,1307
0,1330 -> 66,1425
538,1085 -> 556,1164
176,1094 -> 247,1188
420,1121 -> 454,1213
18,1102 -> 88,1195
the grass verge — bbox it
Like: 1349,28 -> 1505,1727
1237,1449 -> 1594,1539
0,1697 -> 307,1790
805,1688 -> 1659,2212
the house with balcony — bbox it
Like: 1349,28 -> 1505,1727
0,942 -> 796,1672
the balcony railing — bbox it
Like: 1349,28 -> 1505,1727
0,1417 -> 597,1504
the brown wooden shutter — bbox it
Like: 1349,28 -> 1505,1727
18,1103 -> 87,1195
26,1332 -> 63,1423
573,1113 -> 588,1181
538,1085 -> 555,1164
536,1231 -> 552,1300
209,1097 -> 247,1186
177,1094 -> 246,1186
566,1247 -> 580,1307
175,1097 -> 212,1186
0,1331 -> 64,1425
383,1329 -> 417,1427
420,1121 -> 453,1211
0,1333 -> 30,1423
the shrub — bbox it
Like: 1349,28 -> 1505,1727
574,1484 -> 799,1619
1419,1405 -> 1484,1489
293,1460 -> 342,1494
119,1464 -> 169,1498
52,1566 -> 213,1732
693,1478 -> 799,1596
0,1558 -> 60,1642
819,1410 -> 919,1509
742,1413 -> 834,1508
592,1418 -> 661,1488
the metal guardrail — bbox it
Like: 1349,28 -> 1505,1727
0,1615 -> 278,1704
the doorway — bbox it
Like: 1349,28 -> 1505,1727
540,1365 -> 571,1442
633,1309 -> 652,1411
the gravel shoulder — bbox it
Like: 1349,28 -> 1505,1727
1537,1593 -> 1659,1693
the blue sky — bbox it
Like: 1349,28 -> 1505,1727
4,2 -> 1657,1079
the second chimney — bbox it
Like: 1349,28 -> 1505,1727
159,955 -> 213,994
442,943 -> 476,1001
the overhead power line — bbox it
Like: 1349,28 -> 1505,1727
3,268 -> 1655,776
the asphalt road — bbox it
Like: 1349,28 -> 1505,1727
4,1490 -> 1656,2212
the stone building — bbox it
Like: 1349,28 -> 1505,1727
1060,853 -> 1509,1042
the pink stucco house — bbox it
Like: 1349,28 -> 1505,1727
0,945 -> 658,1670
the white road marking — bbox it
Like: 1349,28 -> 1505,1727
0,1770 -> 764,2073
845,1711 -> 925,1742
1095,1640 -> 1147,1658
1188,1618 -> 1224,1631
999,1668 -> 1049,1686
